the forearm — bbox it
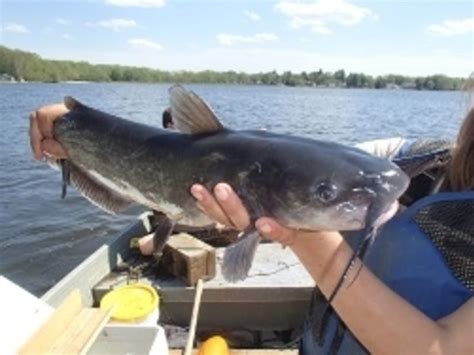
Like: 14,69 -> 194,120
188,183 -> 471,353
290,232 -> 453,355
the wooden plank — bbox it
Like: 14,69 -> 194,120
20,289 -> 83,354
20,289 -> 112,355
162,233 -> 216,286
49,308 -> 111,355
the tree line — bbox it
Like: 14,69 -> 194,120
0,45 -> 465,91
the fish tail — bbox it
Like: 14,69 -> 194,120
222,228 -> 261,282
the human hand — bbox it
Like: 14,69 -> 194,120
190,183 -> 300,246
29,103 -> 69,160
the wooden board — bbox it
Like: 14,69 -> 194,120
162,233 -> 216,286
19,290 -> 111,355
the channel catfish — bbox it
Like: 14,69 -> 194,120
51,85 -> 409,284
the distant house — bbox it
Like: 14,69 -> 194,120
0,73 -> 16,82
401,81 -> 417,90
386,83 -> 400,90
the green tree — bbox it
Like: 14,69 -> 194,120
333,69 -> 346,85
0,45 -> 465,90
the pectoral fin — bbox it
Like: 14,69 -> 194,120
222,228 -> 261,282
60,159 -> 71,199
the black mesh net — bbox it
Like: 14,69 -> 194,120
414,199 -> 474,292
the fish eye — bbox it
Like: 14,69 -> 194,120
315,183 -> 338,203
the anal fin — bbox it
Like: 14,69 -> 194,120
64,162 -> 133,214
222,228 -> 261,282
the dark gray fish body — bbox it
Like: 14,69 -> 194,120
52,86 -> 410,282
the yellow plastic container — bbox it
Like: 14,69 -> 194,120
100,283 -> 159,324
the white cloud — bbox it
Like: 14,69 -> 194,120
56,18 -> 70,25
275,0 -> 377,34
3,23 -> 30,34
128,38 -> 163,51
244,10 -> 261,22
298,36 -> 312,43
62,33 -> 73,40
217,33 -> 279,46
97,18 -> 138,31
105,0 -> 165,7
427,18 -> 474,37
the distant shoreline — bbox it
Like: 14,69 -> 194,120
0,80 -> 464,92
0,45 -> 465,91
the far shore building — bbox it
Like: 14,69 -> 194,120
0,73 -> 16,82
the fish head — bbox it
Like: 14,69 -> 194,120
272,144 -> 410,231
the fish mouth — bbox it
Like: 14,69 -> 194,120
342,183 -> 402,230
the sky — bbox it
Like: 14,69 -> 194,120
0,0 -> 473,77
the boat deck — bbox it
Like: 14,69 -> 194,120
94,243 -> 313,330
42,212 -> 314,349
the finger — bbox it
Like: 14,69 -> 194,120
191,184 -> 234,227
256,217 -> 297,246
36,103 -> 68,139
214,183 -> 250,230
42,139 -> 68,159
29,111 -> 44,160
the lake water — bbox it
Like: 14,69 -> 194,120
0,83 -> 467,296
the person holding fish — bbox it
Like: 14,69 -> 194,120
162,108 -> 175,129
30,85 -> 473,355
188,108 -> 474,354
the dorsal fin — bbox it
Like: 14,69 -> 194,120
169,84 -> 224,134
64,96 -> 84,111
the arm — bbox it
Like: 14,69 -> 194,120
288,228 -> 473,355
355,137 -> 407,159
191,183 -> 473,355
